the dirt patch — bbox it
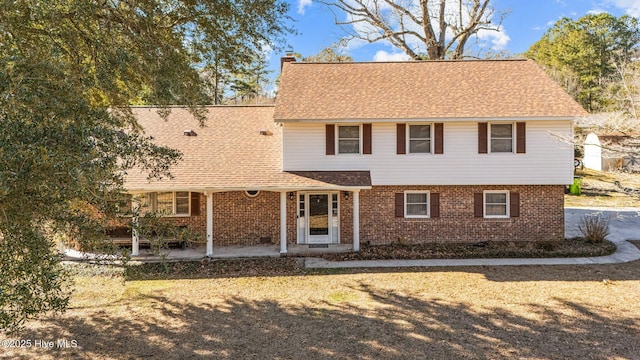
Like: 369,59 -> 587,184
322,237 -> 616,261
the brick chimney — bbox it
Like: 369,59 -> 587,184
280,51 -> 296,71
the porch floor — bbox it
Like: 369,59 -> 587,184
63,243 -> 354,262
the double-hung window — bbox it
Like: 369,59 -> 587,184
144,191 -> 190,216
490,123 -> 514,153
405,191 -> 430,218
408,124 -> 431,153
484,191 -> 509,218
338,125 -> 360,154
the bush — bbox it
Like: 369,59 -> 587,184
578,215 -> 610,243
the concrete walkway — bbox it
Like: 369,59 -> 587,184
304,207 -> 640,269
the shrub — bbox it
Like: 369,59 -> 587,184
578,215 -> 610,243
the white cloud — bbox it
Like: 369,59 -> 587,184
586,8 -> 606,15
373,50 -> 411,62
476,27 -> 511,50
297,0 -> 312,15
342,0 -> 510,58
260,43 -> 273,61
609,0 -> 640,17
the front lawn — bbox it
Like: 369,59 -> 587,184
4,258 -> 640,359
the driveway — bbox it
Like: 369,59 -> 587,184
565,207 -> 640,243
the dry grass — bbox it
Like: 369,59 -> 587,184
3,258 -> 640,360
565,169 -> 640,207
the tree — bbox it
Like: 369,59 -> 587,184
321,0 -> 507,60
526,13 -> 640,112
303,43 -> 354,62
0,0 -> 290,333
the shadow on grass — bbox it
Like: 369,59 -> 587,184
6,283 -> 639,360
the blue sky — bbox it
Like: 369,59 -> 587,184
265,0 -> 640,75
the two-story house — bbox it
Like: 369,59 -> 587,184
123,58 -> 587,256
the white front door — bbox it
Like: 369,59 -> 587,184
308,194 -> 330,243
298,192 -> 339,244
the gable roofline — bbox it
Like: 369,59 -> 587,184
285,58 -> 531,66
275,59 -> 589,121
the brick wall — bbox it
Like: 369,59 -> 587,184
359,185 -> 564,244
161,191 -> 297,246
158,185 -> 563,247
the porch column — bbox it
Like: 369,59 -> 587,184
280,191 -> 287,254
206,192 -> 214,256
131,194 -> 140,256
353,190 -> 360,252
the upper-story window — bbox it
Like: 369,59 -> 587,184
338,125 -> 360,154
408,124 -> 431,153
490,123 -> 513,153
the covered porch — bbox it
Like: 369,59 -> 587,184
127,171 -> 371,258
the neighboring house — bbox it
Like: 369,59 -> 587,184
123,58 -> 587,256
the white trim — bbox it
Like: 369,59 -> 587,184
131,194 -> 140,256
404,190 -> 430,218
353,191 -> 360,252
488,122 -> 515,154
336,124 -> 362,155
205,192 -> 213,256
298,191 -> 340,244
483,190 -> 510,218
280,192 -> 287,254
276,116 -> 578,123
125,185 -> 373,193
407,123 -> 433,154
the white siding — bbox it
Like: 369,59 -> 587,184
283,121 -> 574,185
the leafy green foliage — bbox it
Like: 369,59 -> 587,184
0,0 -> 290,333
526,13 -> 640,112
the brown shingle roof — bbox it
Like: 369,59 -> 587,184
123,106 -> 371,192
274,59 -> 588,121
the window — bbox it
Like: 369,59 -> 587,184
405,191 -> 430,218
245,190 -> 260,197
490,123 -> 513,153
408,124 -> 431,153
338,125 -> 360,154
143,191 -> 190,216
484,191 -> 509,218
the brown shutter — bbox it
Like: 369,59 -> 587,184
190,192 -> 201,216
510,192 -> 520,217
478,123 -> 488,154
430,193 -> 440,218
363,123 -> 372,154
326,124 -> 335,155
434,123 -> 444,154
397,124 -> 406,154
395,193 -> 404,217
474,193 -> 484,217
516,122 -> 526,154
